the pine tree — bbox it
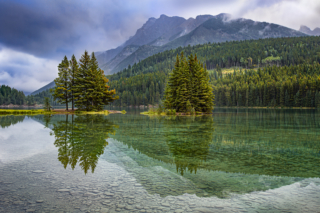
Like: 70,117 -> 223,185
164,54 -> 180,110
73,51 -> 118,111
73,51 -> 92,111
164,52 -> 214,113
52,56 -> 71,110
69,55 -> 79,110
91,53 -> 118,110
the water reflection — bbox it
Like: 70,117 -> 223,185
109,110 -> 320,178
0,115 -> 25,128
46,114 -> 118,174
163,116 -> 215,175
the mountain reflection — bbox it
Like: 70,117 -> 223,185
48,114 -> 118,174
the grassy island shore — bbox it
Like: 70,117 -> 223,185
141,109 -> 211,116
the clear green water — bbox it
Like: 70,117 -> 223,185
0,108 -> 320,212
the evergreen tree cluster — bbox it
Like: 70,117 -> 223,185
52,51 -> 118,111
0,85 -> 26,105
164,53 -> 214,113
213,63 -> 320,108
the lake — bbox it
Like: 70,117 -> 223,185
0,108 -> 320,212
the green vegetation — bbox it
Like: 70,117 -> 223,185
164,53 -> 214,113
30,36 -> 320,108
107,36 -> 320,107
0,115 -> 25,128
47,114 -> 118,174
0,109 -> 53,116
43,97 -> 51,111
0,85 -> 27,105
0,109 -> 122,116
213,63 -> 320,107
52,51 -> 119,111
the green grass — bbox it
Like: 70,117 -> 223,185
0,109 -> 53,116
208,66 -> 260,77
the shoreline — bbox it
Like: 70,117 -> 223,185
0,104 -> 43,108
214,106 -> 318,109
0,109 -> 126,116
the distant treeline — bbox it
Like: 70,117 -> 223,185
32,89 -> 58,105
0,85 -> 35,105
213,63 -> 320,107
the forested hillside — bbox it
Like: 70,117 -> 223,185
32,36 -> 320,108
108,36 -> 320,107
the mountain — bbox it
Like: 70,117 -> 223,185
31,13 -> 307,95
30,81 -> 55,95
97,14 -> 213,73
109,14 -> 306,73
98,13 -> 306,74
299,25 -> 320,36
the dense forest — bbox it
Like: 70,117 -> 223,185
109,36 -> 320,81
0,85 -> 36,105
33,36 -> 320,108
213,64 -> 320,107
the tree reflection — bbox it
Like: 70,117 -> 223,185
163,116 -> 215,175
50,114 -> 118,174
0,115 -> 25,128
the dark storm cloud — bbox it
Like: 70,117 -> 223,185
0,0 -> 150,59
0,1 -> 89,58
0,0 -> 309,60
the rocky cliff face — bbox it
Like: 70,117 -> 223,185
97,14 -> 307,75
96,14 -> 215,73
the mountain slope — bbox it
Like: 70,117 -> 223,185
110,15 -> 306,73
98,15 -> 214,73
30,81 -> 55,95
100,45 -> 140,73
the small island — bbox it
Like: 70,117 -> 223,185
142,52 -> 215,116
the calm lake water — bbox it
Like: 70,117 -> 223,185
0,108 -> 320,212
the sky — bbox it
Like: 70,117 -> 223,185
0,0 -> 320,93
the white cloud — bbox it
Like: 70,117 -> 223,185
239,0 -> 320,30
0,47 -> 59,93
0,117 -> 55,163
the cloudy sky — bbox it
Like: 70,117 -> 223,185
0,0 -> 319,93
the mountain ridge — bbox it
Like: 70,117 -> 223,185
98,13 -> 306,74
30,13 -> 307,95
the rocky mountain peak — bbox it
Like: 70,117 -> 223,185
299,25 -> 320,36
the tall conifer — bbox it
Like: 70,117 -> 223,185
74,50 -> 92,111
52,56 -> 71,110
69,55 -> 78,110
